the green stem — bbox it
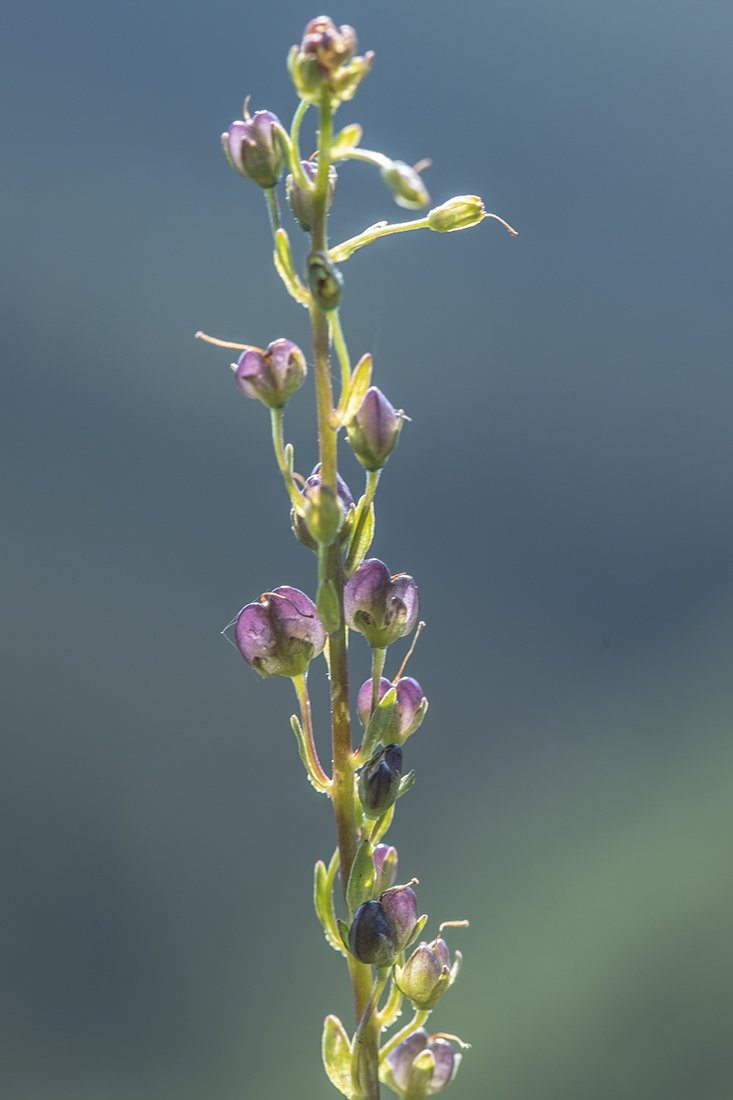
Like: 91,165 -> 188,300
351,967 -> 390,1094
379,1009 -> 431,1061
292,674 -> 331,791
289,99 -> 310,189
264,186 -> 281,236
329,309 -> 351,398
340,148 -> 390,170
370,647 -> 387,717
329,216 -> 431,263
309,86 -> 378,1097
269,407 -> 305,513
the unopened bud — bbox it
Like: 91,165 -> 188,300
303,483 -> 343,546
428,195 -> 487,233
221,111 -> 287,189
358,743 -> 403,818
234,339 -> 306,408
347,387 -> 404,471
288,18 -> 373,104
286,161 -> 337,231
344,559 -> 419,649
292,464 -> 354,552
357,676 -> 427,743
347,882 -> 422,965
234,586 -> 325,678
380,160 -> 430,210
306,251 -> 343,311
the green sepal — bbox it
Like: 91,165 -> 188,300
404,913 -> 428,952
331,352 -> 372,428
290,714 -> 328,793
371,803 -> 395,845
337,918 -> 353,956
322,1015 -> 359,1099
346,837 -> 376,919
396,770 -> 415,799
317,577 -> 341,633
284,442 -> 295,474
344,495 -> 375,577
357,688 -> 397,764
273,227 -> 312,306
314,856 -> 347,955
330,123 -> 363,160
406,1049 -> 435,1098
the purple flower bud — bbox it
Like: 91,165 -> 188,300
379,883 -> 420,953
385,1030 -> 462,1098
357,676 -> 427,742
357,743 -> 402,818
222,111 -> 287,188
292,464 -> 353,551
300,17 -> 357,73
373,843 -> 398,895
286,160 -> 337,231
234,339 -> 306,409
234,586 -> 325,679
344,559 -> 419,649
347,387 -> 404,471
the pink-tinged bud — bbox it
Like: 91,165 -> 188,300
373,843 -> 398,895
357,675 -> 427,742
379,884 -> 420,953
286,160 -> 337,231
344,559 -> 419,649
234,586 -> 325,678
347,386 -> 404,471
300,17 -> 357,73
384,1029 -> 462,1099
234,339 -> 306,409
222,111 -> 287,188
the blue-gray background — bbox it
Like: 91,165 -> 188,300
2,1 -> 732,1097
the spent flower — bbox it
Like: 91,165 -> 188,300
382,1030 -> 462,1099
235,586 -> 325,678
222,110 -> 287,188
345,559 -> 419,648
234,339 -> 306,408
357,676 -> 428,743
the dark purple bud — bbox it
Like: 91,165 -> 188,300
379,883 -> 420,953
300,17 -> 357,72
347,387 -> 404,471
385,1030 -> 462,1099
222,111 -> 287,188
347,900 -> 399,966
286,161 -> 337,231
373,843 -> 398,895
357,675 -> 427,742
358,743 -> 402,818
234,586 -> 325,678
234,339 -> 306,409
292,464 -> 353,551
344,559 -> 419,649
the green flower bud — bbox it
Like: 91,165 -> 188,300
304,482 -> 344,547
380,160 -> 430,210
428,195 -> 487,233
306,251 -> 343,311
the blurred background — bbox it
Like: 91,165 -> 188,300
2,1 -> 732,1097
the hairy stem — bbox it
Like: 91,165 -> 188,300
269,407 -> 305,513
309,86 -> 379,1098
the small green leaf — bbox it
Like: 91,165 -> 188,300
358,688 -> 397,762
330,123 -> 363,160
317,577 -> 341,633
344,496 -> 375,577
346,837 -> 376,918
314,858 -> 346,955
274,228 -> 311,306
322,1015 -> 359,1099
396,770 -> 415,799
331,353 -> 372,428
404,913 -> 428,951
337,918 -> 353,956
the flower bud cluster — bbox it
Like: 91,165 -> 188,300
288,17 -> 374,104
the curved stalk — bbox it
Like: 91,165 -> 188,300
292,674 -> 331,792
379,1009 -> 431,1061
269,407 -> 306,513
